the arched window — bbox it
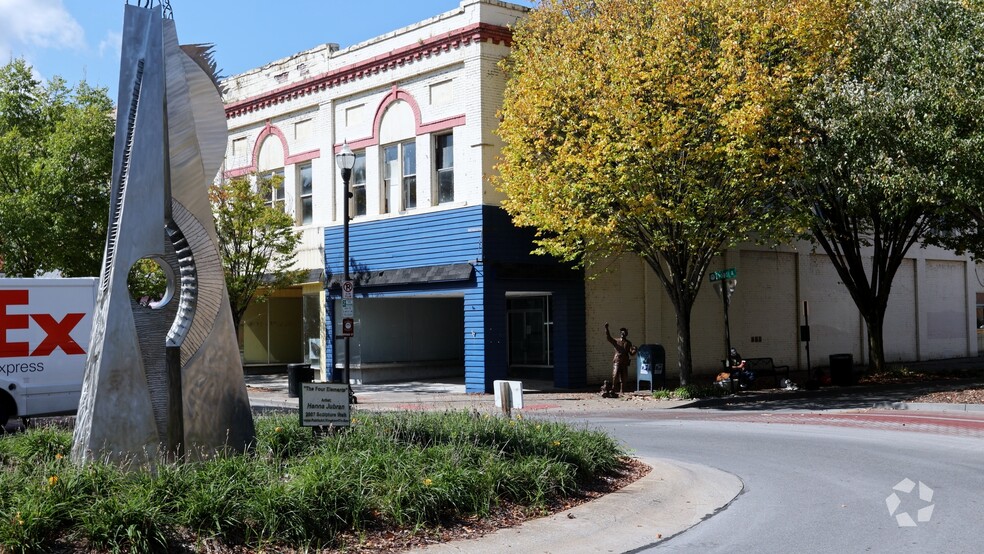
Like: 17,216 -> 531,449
378,100 -> 417,213
257,135 -> 286,211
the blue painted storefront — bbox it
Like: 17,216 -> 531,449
324,205 -> 585,393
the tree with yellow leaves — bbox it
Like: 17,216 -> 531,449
496,0 -> 850,384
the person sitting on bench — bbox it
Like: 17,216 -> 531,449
728,347 -> 755,389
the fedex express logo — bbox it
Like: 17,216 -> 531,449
0,290 -> 86,358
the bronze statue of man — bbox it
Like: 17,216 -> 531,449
604,323 -> 637,397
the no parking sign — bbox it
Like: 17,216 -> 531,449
341,280 -> 354,336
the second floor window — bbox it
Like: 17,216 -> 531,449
402,141 -> 417,210
262,168 -> 286,212
382,140 -> 417,213
436,134 -> 453,204
297,162 -> 312,225
352,151 -> 367,217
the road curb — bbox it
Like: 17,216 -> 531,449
415,458 -> 742,553
679,379 -> 984,410
874,401 -> 984,413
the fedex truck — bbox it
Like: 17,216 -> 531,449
0,278 -> 97,426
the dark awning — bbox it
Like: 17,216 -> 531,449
260,268 -> 324,286
327,263 -> 474,289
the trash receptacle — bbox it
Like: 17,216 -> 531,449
287,363 -> 314,398
636,344 -> 666,391
829,354 -> 854,386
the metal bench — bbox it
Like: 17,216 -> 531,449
744,357 -> 791,388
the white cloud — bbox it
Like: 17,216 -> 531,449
0,0 -> 85,61
98,30 -> 122,60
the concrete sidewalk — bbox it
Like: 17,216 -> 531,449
417,458 -> 741,554
244,374 -> 696,414
244,373 -> 984,415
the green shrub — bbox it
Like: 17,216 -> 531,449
652,384 -> 728,400
0,411 -> 626,552
75,484 -> 170,553
254,411 -> 318,459
0,425 -> 71,466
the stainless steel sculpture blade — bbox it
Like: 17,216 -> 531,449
72,4 -> 254,466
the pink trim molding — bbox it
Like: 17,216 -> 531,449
224,122 -> 321,178
225,22 -> 513,119
338,86 -> 465,152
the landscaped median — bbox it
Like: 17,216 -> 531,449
0,411 -> 635,553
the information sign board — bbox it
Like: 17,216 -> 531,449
300,382 -> 351,427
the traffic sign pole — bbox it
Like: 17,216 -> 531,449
710,269 -> 738,390
723,280 -> 732,378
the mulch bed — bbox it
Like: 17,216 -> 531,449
906,386 -> 984,404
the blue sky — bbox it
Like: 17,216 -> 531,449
1,0 -> 535,100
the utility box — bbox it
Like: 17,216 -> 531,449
493,380 -> 524,410
636,344 -> 666,391
287,363 -> 314,398
829,354 -> 854,386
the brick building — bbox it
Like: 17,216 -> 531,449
222,1 -> 585,393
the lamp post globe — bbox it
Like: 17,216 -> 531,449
335,142 -> 356,172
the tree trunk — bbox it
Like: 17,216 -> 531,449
674,302 -> 694,387
864,308 -> 887,374
230,304 -> 244,340
638,252 -> 705,389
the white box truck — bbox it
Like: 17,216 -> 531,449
0,277 -> 97,426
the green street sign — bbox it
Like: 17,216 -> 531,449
709,267 -> 737,282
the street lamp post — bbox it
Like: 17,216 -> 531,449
335,142 -> 356,401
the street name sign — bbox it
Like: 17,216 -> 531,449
709,268 -> 737,282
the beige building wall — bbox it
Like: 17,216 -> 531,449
585,257 -> 649,385
730,250 -> 798,363
586,241 -> 977,385
921,259 -> 972,359
884,259 -> 917,363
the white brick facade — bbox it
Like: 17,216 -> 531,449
219,1 -> 528,372
222,0 -> 525,263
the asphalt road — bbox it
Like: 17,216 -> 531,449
580,411 -> 984,553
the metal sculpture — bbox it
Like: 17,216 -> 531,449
72,2 -> 255,465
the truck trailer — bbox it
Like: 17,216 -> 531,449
0,278 -> 97,426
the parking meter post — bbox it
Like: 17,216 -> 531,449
723,282 -> 732,373
722,279 -> 737,392
802,300 -> 812,380
710,269 -> 738,393
497,380 -> 511,418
